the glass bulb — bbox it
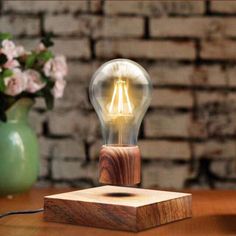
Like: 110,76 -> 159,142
89,59 -> 152,146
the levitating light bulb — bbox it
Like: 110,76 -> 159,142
90,59 -> 152,185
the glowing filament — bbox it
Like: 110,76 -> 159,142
109,79 -> 133,116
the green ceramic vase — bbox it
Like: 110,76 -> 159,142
0,98 -> 39,196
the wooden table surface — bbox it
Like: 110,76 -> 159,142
0,188 -> 236,236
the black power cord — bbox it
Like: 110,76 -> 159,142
0,208 -> 44,219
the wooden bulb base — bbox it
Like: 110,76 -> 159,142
99,145 -> 141,186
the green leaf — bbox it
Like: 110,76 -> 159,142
41,75 -> 54,89
0,54 -> 8,65
43,89 -> 54,110
2,69 -> 13,78
0,33 -> 13,41
0,110 -> 7,122
37,51 -> 53,62
0,77 -> 5,92
0,92 -> 8,122
0,69 -> 13,92
25,53 -> 37,68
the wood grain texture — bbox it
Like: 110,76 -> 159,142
99,145 -> 141,185
44,185 -> 192,232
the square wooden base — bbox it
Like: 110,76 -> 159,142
44,185 -> 192,232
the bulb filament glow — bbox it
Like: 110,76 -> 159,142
109,78 -> 133,116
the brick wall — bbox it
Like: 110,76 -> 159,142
1,0 -> 236,189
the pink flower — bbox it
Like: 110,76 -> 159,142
36,43 -> 46,52
3,59 -> 19,69
1,40 -> 25,60
15,46 -> 25,57
43,55 -> 67,80
52,79 -> 66,98
4,69 -> 27,96
24,69 -> 46,93
1,40 -> 17,60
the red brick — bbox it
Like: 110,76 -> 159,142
0,16 -> 39,36
45,15 -> 80,35
52,159 -> 98,181
3,1 -> 88,13
139,140 -> 191,159
151,17 -> 236,38
142,161 -> 190,188
89,0 -> 103,13
148,64 -> 192,86
53,39 -> 90,59
191,66 -> 227,87
201,40 -> 236,60
145,112 -> 191,138
105,1 -> 204,16
193,140 -> 236,159
148,65 -> 227,87
151,89 -> 193,108
210,1 -> 236,13
92,17 -> 144,38
227,67 -> 236,87
96,40 -> 196,60
53,83 -> 91,109
39,138 -> 85,159
145,111 -> 205,139
196,91 -> 227,106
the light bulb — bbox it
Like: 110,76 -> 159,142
90,59 -> 152,185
